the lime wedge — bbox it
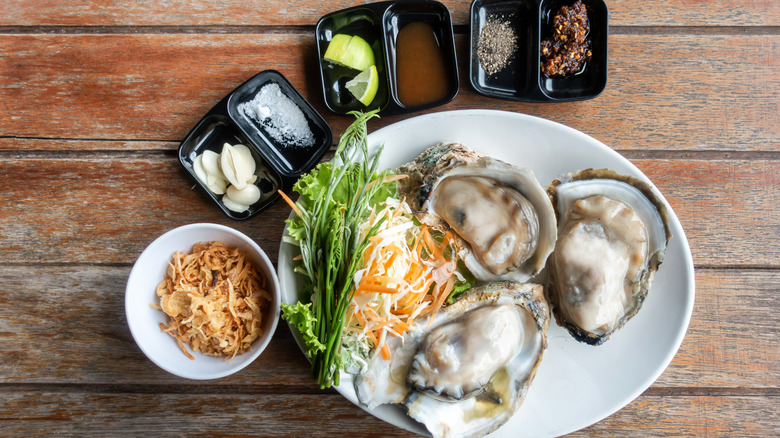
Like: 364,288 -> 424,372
323,34 -> 375,71
345,65 -> 379,106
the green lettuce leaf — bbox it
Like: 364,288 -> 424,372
447,260 -> 477,303
280,301 -> 325,358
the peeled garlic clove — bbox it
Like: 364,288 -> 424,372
206,174 -> 227,195
201,150 -> 225,180
226,184 -> 262,206
222,196 -> 250,213
220,143 -> 253,190
194,152 -> 228,194
219,143 -> 240,188
232,144 -> 257,176
193,154 -> 208,184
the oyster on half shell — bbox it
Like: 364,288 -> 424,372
354,281 -> 549,438
397,143 -> 557,283
546,169 -> 672,345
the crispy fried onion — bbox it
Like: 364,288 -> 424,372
156,241 -> 271,361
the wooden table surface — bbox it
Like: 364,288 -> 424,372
1,0 -> 778,436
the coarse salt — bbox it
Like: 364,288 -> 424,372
238,82 -> 315,148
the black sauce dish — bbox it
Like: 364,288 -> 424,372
316,0 -> 459,116
178,70 -> 332,220
470,0 -> 608,102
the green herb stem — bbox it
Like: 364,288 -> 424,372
283,110 -> 392,388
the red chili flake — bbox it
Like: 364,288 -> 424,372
540,1 -> 592,77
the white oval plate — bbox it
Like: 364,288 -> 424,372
277,110 -> 695,437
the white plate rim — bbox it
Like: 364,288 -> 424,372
277,109 -> 695,437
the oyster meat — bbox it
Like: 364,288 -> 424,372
397,143 -> 557,283
546,169 -> 672,345
354,281 -> 550,438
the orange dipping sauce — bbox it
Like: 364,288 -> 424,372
395,22 -> 451,107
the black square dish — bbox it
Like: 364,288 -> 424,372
316,1 -> 458,115
178,70 -> 332,220
470,0 -> 608,102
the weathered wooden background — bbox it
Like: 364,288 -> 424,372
0,0 -> 778,436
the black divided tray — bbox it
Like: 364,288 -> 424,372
470,0 -> 608,102
316,0 -> 459,115
178,70 -> 332,220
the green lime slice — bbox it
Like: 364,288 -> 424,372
345,65 -> 379,106
323,34 -> 375,71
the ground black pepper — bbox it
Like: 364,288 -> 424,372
540,0 -> 592,77
477,15 -> 518,76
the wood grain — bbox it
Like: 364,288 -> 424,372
0,155 -> 777,267
635,158 -> 780,268
0,0 -> 778,27
0,392 -> 412,437
0,266 -> 777,435
657,269 -> 780,389
0,392 -> 776,437
0,34 -> 778,152
0,156 -> 291,265
570,395 -> 780,437
0,266 -> 776,388
0,0 -> 778,436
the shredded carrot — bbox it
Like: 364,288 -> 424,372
384,245 -> 401,267
365,330 -> 378,346
440,231 -> 456,254
276,190 -> 302,216
392,321 -> 409,333
422,227 -> 445,262
362,275 -> 402,285
345,199 -> 465,362
380,342 -> 391,360
357,284 -> 400,295
354,311 -> 366,327
427,277 -> 456,325
365,174 -> 408,190
392,203 -> 406,220
365,307 -> 381,321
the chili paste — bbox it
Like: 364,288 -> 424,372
540,0 -> 592,77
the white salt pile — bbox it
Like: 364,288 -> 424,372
238,82 -> 315,148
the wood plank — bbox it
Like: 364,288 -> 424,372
0,156 -> 292,265
635,158 -> 780,268
0,34 -> 320,143
0,34 -> 778,152
0,391 -> 776,436
0,138 -> 177,152
0,265 -> 776,389
0,0 -> 777,27
570,395 -> 780,436
0,263 -> 312,384
0,392 -> 412,437
655,269 -> 780,389
1,156 -> 777,267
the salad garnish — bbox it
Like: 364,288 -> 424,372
279,110 -> 396,388
279,111 -> 474,388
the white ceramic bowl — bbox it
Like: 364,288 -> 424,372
125,223 -> 280,379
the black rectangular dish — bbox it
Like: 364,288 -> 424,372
316,0 -> 459,115
470,0 -> 608,102
178,70 -> 332,220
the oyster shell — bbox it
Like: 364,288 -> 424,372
354,281 -> 549,438
397,143 -> 557,282
546,169 -> 672,345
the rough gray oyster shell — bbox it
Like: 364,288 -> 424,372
354,281 -> 550,438
397,142 -> 557,283
546,168 -> 672,345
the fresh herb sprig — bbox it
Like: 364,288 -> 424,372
280,110 -> 395,388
